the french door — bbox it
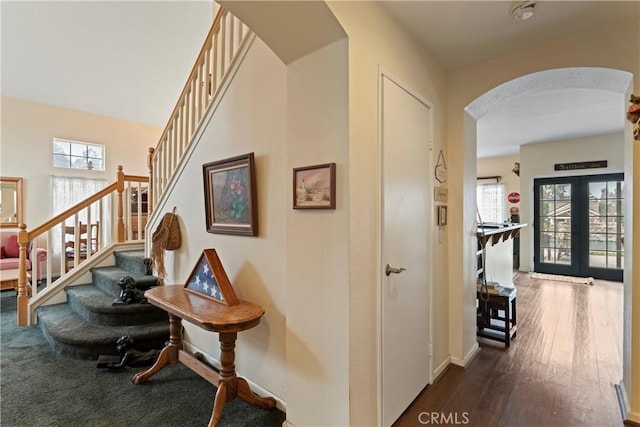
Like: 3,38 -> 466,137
534,174 -> 624,282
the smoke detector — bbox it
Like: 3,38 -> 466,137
511,1 -> 536,21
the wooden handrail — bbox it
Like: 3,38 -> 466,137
122,175 -> 148,182
17,165 -> 149,326
28,183 -> 117,238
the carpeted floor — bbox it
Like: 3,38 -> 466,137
0,292 -> 286,427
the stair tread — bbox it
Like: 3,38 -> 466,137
115,250 -> 146,259
91,266 -> 157,285
36,250 -> 165,359
67,284 -> 163,315
38,303 -> 168,346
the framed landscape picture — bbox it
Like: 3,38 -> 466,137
293,163 -> 336,209
203,153 -> 258,236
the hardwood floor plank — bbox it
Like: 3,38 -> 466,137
394,273 -> 624,427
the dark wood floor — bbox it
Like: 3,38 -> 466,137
395,273 -> 624,427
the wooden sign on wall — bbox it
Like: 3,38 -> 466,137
554,160 -> 607,171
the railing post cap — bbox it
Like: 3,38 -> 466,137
117,165 -> 123,172
19,223 -> 27,231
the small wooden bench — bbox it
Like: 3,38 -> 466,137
477,284 -> 517,346
132,285 -> 276,426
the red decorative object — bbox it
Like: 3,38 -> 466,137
508,192 -> 520,204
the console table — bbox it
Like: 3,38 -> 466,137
131,285 -> 276,426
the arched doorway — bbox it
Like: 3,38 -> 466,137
465,66 -> 636,420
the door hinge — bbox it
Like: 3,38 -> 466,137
429,136 -> 434,150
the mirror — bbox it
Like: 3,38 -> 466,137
0,177 -> 23,228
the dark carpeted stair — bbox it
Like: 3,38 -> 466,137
37,250 -> 169,360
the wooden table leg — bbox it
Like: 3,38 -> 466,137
237,377 -> 276,409
209,382 -> 227,427
132,314 -> 182,384
207,332 -> 276,426
208,332 -> 237,426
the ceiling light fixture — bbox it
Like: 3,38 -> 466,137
511,1 -> 536,21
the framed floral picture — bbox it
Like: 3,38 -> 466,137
203,153 -> 258,236
293,163 -> 336,209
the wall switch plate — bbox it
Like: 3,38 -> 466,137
434,187 -> 448,202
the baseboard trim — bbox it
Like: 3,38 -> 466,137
433,356 -> 451,382
183,341 -> 286,412
626,411 -> 640,426
615,381 -> 640,425
450,342 -> 480,367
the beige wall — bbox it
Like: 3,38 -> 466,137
448,17 -> 639,423
327,2 -> 448,425
0,96 -> 160,228
632,137 -> 640,423
285,39 -> 350,425
148,35 -> 351,426
149,36 -> 289,404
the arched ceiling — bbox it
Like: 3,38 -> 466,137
467,68 -> 633,158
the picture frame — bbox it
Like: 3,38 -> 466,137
203,153 -> 258,236
293,163 -> 336,209
184,249 -> 239,306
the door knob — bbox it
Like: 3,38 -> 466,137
385,264 -> 407,276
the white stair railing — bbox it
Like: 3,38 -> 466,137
150,8 -> 250,209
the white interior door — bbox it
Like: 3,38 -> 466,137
381,74 -> 432,426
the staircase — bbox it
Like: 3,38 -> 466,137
36,251 -> 169,360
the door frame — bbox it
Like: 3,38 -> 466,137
377,67 -> 435,425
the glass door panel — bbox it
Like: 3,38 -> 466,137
534,178 -> 576,275
586,179 -> 623,275
534,174 -> 623,281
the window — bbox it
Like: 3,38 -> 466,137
53,138 -> 105,171
477,182 -> 507,224
51,176 -> 108,254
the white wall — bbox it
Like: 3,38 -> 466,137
0,96 -> 160,228
326,3 -> 449,425
519,133 -> 624,272
149,37 -> 289,401
482,235 -> 514,288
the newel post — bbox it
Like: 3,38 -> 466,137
147,147 -> 155,215
117,165 -> 125,242
17,223 -> 29,326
